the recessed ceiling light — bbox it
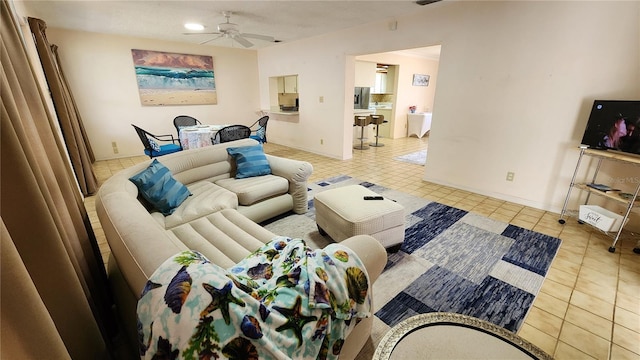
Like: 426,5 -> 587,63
184,23 -> 204,31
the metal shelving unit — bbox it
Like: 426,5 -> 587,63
558,146 -> 640,253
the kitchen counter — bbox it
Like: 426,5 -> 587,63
269,111 -> 299,115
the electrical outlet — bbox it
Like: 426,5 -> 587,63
112,141 -> 119,154
320,139 -> 324,145
319,96 -> 324,103
506,172 -> 515,181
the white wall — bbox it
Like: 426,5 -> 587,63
257,1 -> 640,223
424,1 -> 639,215
43,28 -> 261,160
21,1 -> 640,227
257,36 -> 357,159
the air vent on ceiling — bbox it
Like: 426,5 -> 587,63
416,0 -> 442,5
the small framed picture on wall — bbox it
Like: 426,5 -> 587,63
412,74 -> 430,86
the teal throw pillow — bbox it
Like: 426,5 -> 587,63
129,159 -> 191,215
226,144 -> 272,179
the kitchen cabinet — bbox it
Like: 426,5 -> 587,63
373,65 -> 396,94
277,75 -> 298,94
284,75 -> 297,93
277,77 -> 284,92
374,73 -> 386,94
355,61 -> 376,88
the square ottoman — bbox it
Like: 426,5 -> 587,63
314,184 -> 405,252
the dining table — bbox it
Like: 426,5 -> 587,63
179,124 -> 229,150
373,313 -> 551,360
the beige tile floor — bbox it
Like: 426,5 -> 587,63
86,136 -> 639,359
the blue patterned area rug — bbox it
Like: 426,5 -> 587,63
261,175 -> 561,333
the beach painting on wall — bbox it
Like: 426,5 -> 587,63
131,49 -> 217,106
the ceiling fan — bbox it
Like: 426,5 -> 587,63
184,11 -> 277,48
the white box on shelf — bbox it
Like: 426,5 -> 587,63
579,205 -> 626,232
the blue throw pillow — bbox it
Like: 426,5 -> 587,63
226,144 -> 272,179
129,159 -> 191,215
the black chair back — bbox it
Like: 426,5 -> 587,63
132,124 -> 181,158
249,115 -> 270,143
132,124 -> 153,152
173,115 -> 201,137
213,125 -> 252,144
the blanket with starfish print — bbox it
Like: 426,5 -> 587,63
137,236 -> 372,359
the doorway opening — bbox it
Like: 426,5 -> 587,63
353,45 -> 441,158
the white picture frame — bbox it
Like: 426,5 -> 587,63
412,74 -> 430,86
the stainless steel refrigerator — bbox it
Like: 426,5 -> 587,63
354,87 -> 371,109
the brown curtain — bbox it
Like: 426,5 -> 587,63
27,16 -> 98,196
1,1 -> 115,358
1,220 -> 70,359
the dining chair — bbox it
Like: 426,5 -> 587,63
173,115 -> 201,138
132,124 -> 182,158
249,115 -> 269,143
212,125 -> 252,144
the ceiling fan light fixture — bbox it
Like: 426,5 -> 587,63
184,23 -> 204,31
218,22 -> 238,33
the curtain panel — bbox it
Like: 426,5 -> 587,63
1,3 -> 116,358
27,17 -> 98,196
1,220 -> 70,359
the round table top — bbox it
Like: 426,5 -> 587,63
179,124 -> 229,149
373,313 -> 552,360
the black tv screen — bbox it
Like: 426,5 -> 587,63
580,100 -> 640,155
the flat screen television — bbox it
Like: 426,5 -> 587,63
580,100 -> 640,156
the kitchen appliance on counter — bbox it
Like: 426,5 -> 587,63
279,105 -> 298,112
354,87 -> 371,109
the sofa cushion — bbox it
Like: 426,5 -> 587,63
215,175 -> 289,206
161,181 -> 238,229
128,159 -> 191,215
169,208 -> 276,268
226,144 -> 272,179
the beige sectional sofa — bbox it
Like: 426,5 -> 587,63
95,138 -> 387,359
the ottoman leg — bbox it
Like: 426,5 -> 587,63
387,244 -> 402,253
317,224 -> 327,236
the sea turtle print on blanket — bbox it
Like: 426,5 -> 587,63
137,236 -> 372,359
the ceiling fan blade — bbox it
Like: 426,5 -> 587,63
240,33 -> 275,42
233,35 -> 254,48
199,35 -> 223,45
183,32 -> 222,35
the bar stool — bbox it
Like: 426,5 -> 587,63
369,114 -> 386,147
353,115 -> 370,150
